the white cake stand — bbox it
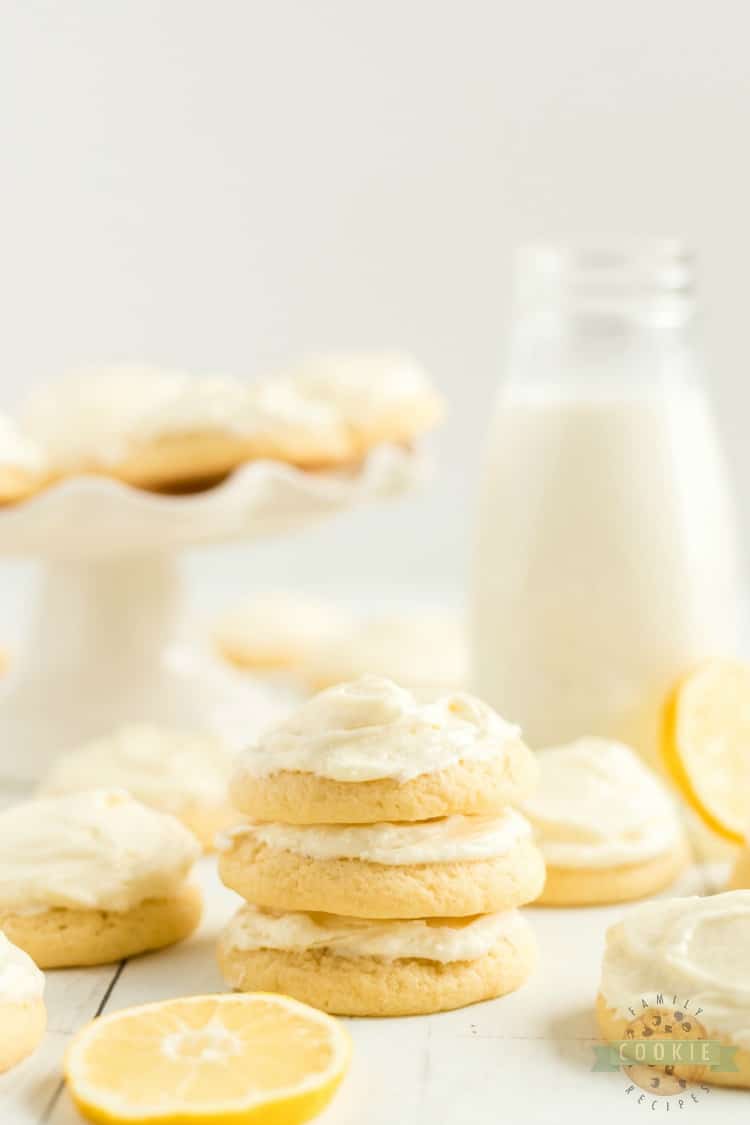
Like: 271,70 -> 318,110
0,445 -> 423,781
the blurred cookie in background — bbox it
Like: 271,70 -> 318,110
19,356 -> 444,495
214,591 -> 352,675
19,365 -> 355,492
279,352 -> 445,453
39,723 -> 239,851
303,611 -> 469,700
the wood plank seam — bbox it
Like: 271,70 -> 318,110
39,960 -> 126,1125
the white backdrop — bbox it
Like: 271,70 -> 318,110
2,1 -> 750,600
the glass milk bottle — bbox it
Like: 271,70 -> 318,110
471,242 -> 741,759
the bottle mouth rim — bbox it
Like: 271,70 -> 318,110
516,239 -> 694,297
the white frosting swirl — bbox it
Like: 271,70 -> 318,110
40,724 -> 235,813
521,738 -> 682,868
222,810 -> 532,865
223,904 -> 530,963
235,676 -> 522,783
600,891 -> 750,1046
0,789 -> 200,912
0,415 -> 45,472
0,932 -> 44,1002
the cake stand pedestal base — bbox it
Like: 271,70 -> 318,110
0,446 -> 423,782
0,554 -> 287,782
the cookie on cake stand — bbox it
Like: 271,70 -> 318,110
0,445 -> 424,782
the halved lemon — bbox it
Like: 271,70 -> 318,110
662,660 -> 750,845
65,992 -> 351,1125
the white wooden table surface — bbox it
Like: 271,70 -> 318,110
2,831 -> 748,1125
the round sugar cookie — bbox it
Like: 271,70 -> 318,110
218,906 -> 536,1017
40,724 -> 239,851
0,789 -> 202,966
0,932 -> 46,1073
597,890 -> 750,1089
230,676 -> 537,824
218,812 -> 546,918
232,752 -> 537,825
0,884 -> 202,969
536,839 -> 690,907
522,738 -> 690,906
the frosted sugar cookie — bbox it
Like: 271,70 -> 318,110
218,809 -> 545,918
597,891 -> 750,1089
0,931 -> 46,1073
303,611 -> 468,698
214,591 -> 350,673
522,738 -> 689,906
284,352 -> 445,452
0,790 -> 201,967
230,676 -> 538,824
21,365 -> 354,491
40,724 -> 238,850
0,414 -> 47,504
218,904 -> 536,1016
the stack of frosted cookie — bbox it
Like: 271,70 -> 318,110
217,676 -> 545,1016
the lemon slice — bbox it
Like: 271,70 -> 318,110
65,992 -> 351,1125
662,660 -> 750,845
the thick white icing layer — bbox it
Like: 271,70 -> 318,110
222,810 -> 532,865
600,891 -> 750,1047
234,675 -> 522,783
0,789 -> 200,912
223,904 -> 530,963
521,738 -> 683,868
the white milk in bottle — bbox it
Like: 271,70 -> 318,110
472,243 -> 740,759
